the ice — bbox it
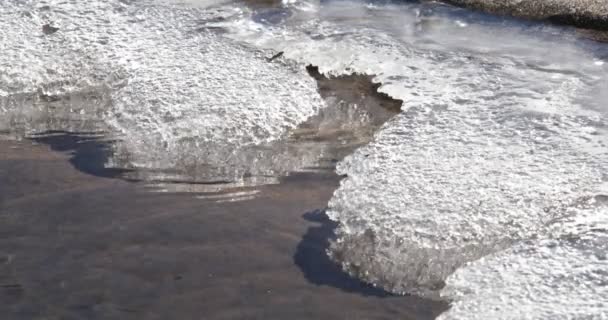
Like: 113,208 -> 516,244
222,0 -> 608,297
0,0 -> 324,183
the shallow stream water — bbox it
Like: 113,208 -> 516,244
1,0 -> 607,318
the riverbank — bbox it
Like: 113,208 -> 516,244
440,0 -> 608,31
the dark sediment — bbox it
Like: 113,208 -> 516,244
440,0 -> 608,31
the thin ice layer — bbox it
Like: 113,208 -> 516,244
0,0 -> 324,182
222,0 -> 608,295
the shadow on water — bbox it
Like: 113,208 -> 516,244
294,209 -> 394,297
28,131 -> 133,179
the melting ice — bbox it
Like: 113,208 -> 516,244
1,0 -> 607,318
222,0 -> 608,317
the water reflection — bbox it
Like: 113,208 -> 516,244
0,64 -> 401,197
108,65 -> 401,194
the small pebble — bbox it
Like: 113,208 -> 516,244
42,24 -> 59,35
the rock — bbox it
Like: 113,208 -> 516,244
42,24 -> 59,35
441,0 -> 608,30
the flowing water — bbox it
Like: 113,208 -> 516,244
1,0 -> 607,318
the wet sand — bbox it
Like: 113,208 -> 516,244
0,139 -> 447,319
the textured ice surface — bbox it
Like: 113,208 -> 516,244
223,0 -> 608,301
439,197 -> 608,319
0,0 -> 324,183
440,239 -> 608,319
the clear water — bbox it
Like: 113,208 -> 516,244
1,0 -> 607,318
